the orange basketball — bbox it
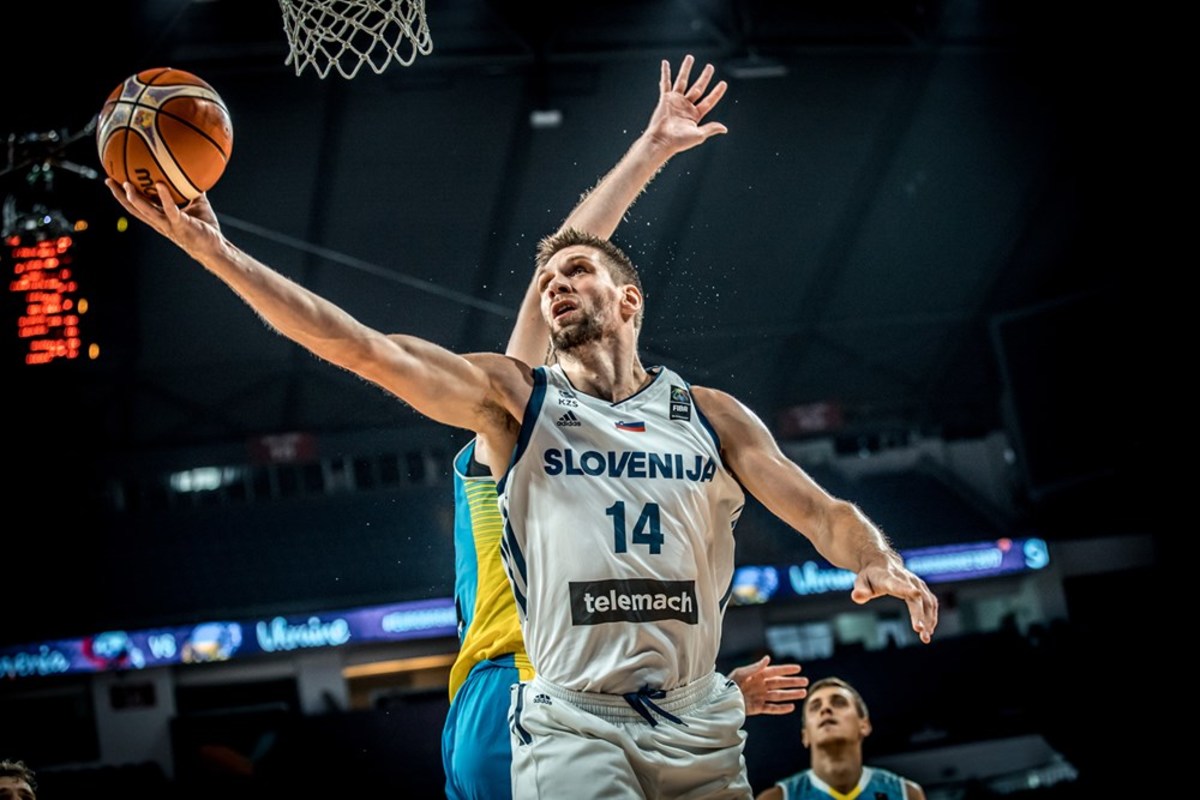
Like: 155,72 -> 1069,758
96,67 -> 234,206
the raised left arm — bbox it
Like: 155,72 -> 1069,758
693,386 -> 939,643
505,53 -> 728,367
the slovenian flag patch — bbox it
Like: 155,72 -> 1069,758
615,420 -> 646,432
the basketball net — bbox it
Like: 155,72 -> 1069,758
278,0 -> 432,79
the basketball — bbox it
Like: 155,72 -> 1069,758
96,67 -> 234,206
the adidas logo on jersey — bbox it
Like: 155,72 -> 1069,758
533,693 -> 552,705
556,411 -> 581,427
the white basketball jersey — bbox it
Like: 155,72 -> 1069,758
498,364 -> 745,695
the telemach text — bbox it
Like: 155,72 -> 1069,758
570,578 -> 699,625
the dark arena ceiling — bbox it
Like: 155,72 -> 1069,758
1,1 -> 1161,628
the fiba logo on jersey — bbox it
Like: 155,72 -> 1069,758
669,385 -> 692,421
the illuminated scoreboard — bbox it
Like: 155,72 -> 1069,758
5,231 -> 96,365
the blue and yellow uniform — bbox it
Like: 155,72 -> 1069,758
775,766 -> 909,800
441,439 -> 535,800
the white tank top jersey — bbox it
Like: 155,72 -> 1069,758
497,363 -> 746,695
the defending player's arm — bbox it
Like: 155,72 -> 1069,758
107,179 -> 527,436
727,655 -> 809,716
692,386 -> 939,644
506,54 -> 728,366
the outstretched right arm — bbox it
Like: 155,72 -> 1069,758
107,179 -> 525,435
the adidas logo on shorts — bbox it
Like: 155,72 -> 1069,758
556,411 -> 581,427
533,693 -> 552,705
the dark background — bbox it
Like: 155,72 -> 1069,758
0,1 -> 1167,796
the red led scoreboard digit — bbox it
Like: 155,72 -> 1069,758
6,233 -> 91,365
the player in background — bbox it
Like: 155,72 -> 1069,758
755,677 -> 926,800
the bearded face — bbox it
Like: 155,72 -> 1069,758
550,307 -> 606,352
540,245 -> 629,354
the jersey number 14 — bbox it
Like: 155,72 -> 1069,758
606,501 -> 663,554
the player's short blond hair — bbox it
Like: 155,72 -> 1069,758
800,676 -> 869,727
